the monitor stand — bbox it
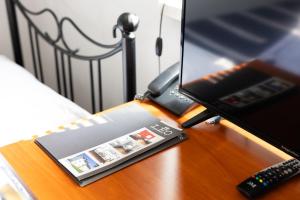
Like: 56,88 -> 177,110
181,109 -> 221,128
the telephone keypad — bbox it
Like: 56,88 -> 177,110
169,85 -> 193,104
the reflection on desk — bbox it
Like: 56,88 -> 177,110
0,101 -> 299,200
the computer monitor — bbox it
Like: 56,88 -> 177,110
179,0 -> 300,158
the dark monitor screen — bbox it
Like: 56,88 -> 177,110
180,0 -> 300,158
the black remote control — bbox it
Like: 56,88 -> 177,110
237,159 -> 300,199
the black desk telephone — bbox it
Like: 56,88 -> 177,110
145,62 -> 196,116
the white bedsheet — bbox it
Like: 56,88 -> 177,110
0,56 -> 91,146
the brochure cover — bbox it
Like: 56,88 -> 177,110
35,104 -> 186,186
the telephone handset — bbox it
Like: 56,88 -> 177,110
147,62 -> 179,96
146,62 -> 196,116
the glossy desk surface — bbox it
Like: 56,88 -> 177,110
0,101 -> 299,200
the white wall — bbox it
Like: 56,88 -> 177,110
0,0 -> 181,113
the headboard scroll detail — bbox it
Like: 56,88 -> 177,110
6,0 -> 139,113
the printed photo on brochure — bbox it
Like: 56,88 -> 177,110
67,153 -> 99,173
59,127 -> 165,177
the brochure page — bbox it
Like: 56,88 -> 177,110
0,154 -> 35,200
35,104 -> 186,184
59,121 -> 183,180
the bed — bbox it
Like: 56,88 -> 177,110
0,55 -> 91,146
1,0 -> 139,146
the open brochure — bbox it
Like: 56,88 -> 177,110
0,154 -> 35,200
35,104 -> 187,186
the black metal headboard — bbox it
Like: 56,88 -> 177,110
5,0 -> 139,113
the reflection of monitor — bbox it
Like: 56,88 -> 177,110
179,0 -> 300,159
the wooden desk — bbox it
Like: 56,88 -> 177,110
0,101 -> 299,200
